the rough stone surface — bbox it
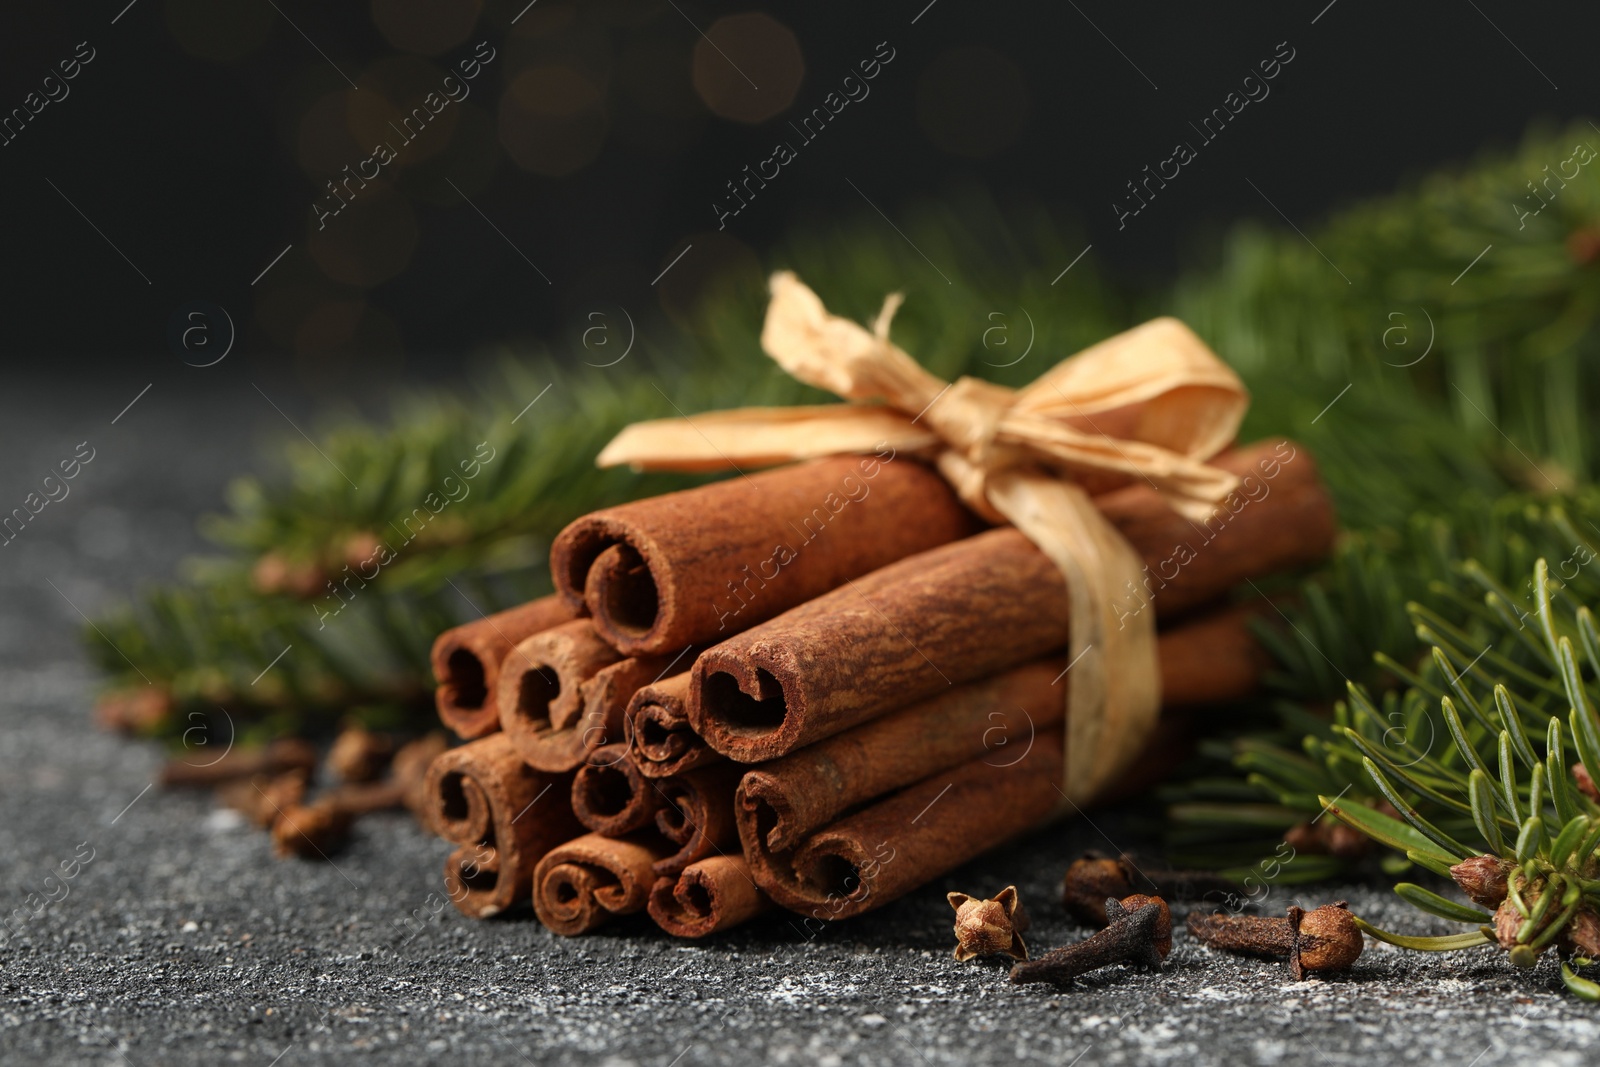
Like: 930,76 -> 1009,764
2,384 -> 1597,1065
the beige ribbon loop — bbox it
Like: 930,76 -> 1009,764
986,471 -> 1160,801
596,271 -> 1249,801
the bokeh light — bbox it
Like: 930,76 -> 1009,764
348,56 -> 463,167
498,65 -> 609,176
916,46 -> 1030,158
297,90 -> 367,176
691,13 -> 803,124
307,180 -> 419,287
370,0 -> 482,56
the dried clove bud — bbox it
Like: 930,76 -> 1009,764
217,769 -> 309,829
327,725 -> 396,783
269,780 -> 406,859
1185,913 -> 1294,957
1010,895 -> 1169,985
1061,858 -> 1131,924
1450,854 -> 1513,909
1121,893 -> 1172,958
160,737 -> 318,789
271,800 -> 352,858
948,886 -> 1030,962
1187,902 -> 1362,979
1294,903 -> 1362,976
1060,853 -> 1236,925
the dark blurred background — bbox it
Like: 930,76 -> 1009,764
0,0 -> 1594,404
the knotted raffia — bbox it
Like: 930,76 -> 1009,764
597,272 -> 1248,802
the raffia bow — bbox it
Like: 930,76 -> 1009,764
598,272 -> 1249,801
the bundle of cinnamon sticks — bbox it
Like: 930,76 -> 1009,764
418,441 -> 1335,938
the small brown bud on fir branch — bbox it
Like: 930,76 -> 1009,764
1450,855 -> 1513,909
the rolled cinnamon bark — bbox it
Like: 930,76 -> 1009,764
652,763 -> 744,877
626,672 -> 723,779
499,625 -> 684,772
422,733 -> 582,918
693,440 -> 1331,762
738,663 -> 1062,865
739,604 -> 1266,919
532,831 -> 669,936
431,595 -> 579,739
648,856 -> 773,938
571,749 -> 661,835
1152,601 -> 1271,707
551,456 -> 978,656
779,732 -> 1067,923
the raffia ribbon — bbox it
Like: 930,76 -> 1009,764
598,272 -> 1249,802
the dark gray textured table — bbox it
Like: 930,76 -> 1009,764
2,383 -> 1594,1066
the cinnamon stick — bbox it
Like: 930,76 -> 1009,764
498,624 -> 685,773
571,749 -> 662,835
495,620 -> 623,771
692,440 -> 1331,763
550,455 -> 978,656
430,595 -> 579,739
737,663 -> 1062,867
739,604 -> 1266,919
532,831 -> 669,936
578,653 -> 693,749
422,733 -> 582,918
777,731 -> 1067,923
648,856 -> 774,938
651,763 -> 744,877
625,672 -> 723,779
